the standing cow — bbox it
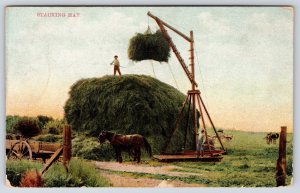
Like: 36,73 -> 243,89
265,132 -> 279,144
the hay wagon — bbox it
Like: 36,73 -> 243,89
6,135 -> 62,162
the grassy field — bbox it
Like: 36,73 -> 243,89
104,130 -> 293,187
171,130 -> 293,187
6,159 -> 110,187
6,130 -> 293,187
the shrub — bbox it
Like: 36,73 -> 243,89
13,117 -> 41,138
64,75 -> 196,154
43,159 -> 110,187
49,127 -> 60,135
20,170 -> 43,187
44,119 -> 64,134
37,115 -> 54,128
36,134 -> 61,142
286,142 -> 293,176
6,159 -> 110,187
128,30 -> 170,62
72,135 -> 115,161
6,160 -> 42,186
286,155 -> 293,176
6,115 -> 22,134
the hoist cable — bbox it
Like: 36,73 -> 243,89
167,62 -> 179,89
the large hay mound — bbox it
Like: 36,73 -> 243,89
128,30 -> 170,62
64,75 -> 195,153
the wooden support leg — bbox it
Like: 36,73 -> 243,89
163,94 -> 190,152
192,94 -> 198,151
195,94 -> 211,156
198,95 -> 225,151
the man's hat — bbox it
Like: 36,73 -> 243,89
114,55 -> 118,58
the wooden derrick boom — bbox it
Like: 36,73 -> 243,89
147,12 -> 225,160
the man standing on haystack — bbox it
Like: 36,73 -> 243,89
110,55 -> 122,77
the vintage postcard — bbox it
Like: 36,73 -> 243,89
5,6 -> 293,187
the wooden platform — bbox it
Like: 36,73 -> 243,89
153,154 -> 223,162
153,150 -> 225,162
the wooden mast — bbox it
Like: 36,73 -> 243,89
190,31 -> 198,150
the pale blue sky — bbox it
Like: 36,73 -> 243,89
6,6 -> 293,132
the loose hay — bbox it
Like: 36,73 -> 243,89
128,30 -> 170,62
64,75 -> 196,153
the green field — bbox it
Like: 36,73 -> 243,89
6,128 -> 293,187
108,129 -> 293,187
6,159 -> 110,187
161,130 -> 292,187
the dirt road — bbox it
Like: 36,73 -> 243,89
95,161 -> 205,187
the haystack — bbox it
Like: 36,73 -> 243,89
64,75 -> 196,153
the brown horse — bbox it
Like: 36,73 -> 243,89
98,131 -> 152,163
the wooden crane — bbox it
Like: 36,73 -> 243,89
148,12 -> 225,161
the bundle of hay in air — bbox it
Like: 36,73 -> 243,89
128,30 -> 171,62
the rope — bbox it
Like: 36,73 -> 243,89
145,25 -> 152,35
150,60 -> 156,78
145,16 -> 153,34
194,43 -> 210,111
167,62 -> 179,89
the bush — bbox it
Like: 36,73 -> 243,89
6,160 -> 43,186
37,115 -> 54,128
64,75 -> 196,154
128,30 -> 170,62
286,155 -> 293,176
72,135 -> 115,161
286,141 -> 293,176
6,115 -> 22,134
36,134 -> 62,142
13,117 -> 41,138
49,127 -> 60,135
43,159 -> 110,187
44,119 -> 64,134
20,170 -> 43,187
6,159 -> 110,187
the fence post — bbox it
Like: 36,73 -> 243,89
63,124 -> 72,173
276,126 -> 287,186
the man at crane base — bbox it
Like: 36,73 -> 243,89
110,55 -> 122,77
